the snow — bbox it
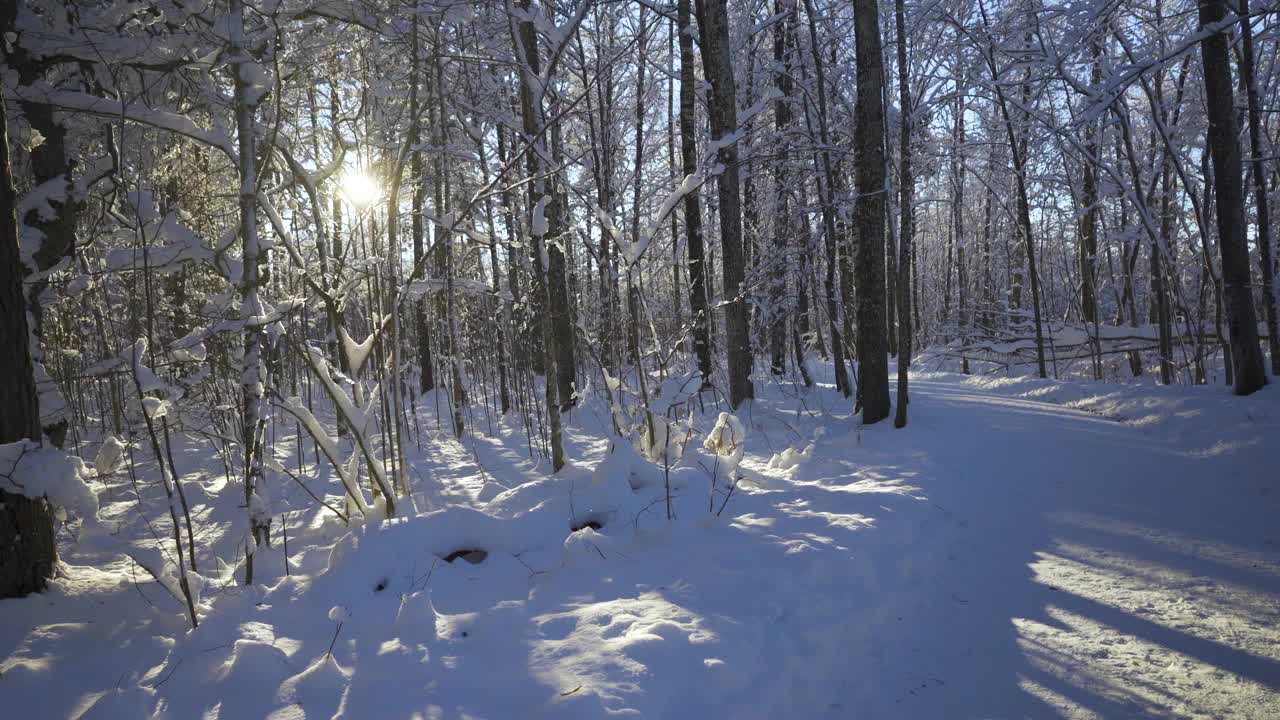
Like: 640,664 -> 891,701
14,86 -> 236,158
622,173 -> 704,266
531,196 -> 550,238
702,411 -> 746,468
767,427 -> 822,471
140,397 -> 170,420
0,440 -> 98,522
93,436 -> 126,477
127,338 -> 168,394
2,367 -> 1277,718
337,327 -> 377,374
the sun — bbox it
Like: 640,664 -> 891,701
341,168 -> 381,209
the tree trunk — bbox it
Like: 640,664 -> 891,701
1079,36 -> 1102,327
678,0 -> 713,386
893,0 -> 913,428
769,0 -> 795,376
697,0 -> 754,408
979,0 -> 1046,378
433,48 -> 467,437
547,124 -> 577,412
1238,0 -> 1279,375
1198,0 -> 1268,394
800,0 -> 851,396
852,0 -> 890,423
4,5 -> 78,447
514,0 -> 565,469
628,11 -> 649,372
952,89 -> 970,374
0,93 -> 57,599
231,0 -> 271,583
410,14 -> 435,394
475,106 -> 511,415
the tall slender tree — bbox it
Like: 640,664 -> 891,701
1198,0 -> 1268,394
678,0 -> 713,386
1237,0 -> 1279,375
698,0 -> 754,408
230,0 -> 270,583
801,0 -> 852,397
893,0 -> 913,428
852,0 -> 890,423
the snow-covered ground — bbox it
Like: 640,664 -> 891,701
2,366 -> 1278,718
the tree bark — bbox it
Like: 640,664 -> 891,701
979,0 -> 1047,378
893,0 -> 913,428
800,0 -> 852,396
697,0 -> 754,407
4,4 -> 78,447
852,0 -> 890,423
1198,0 -> 1268,394
678,0 -> 714,386
1079,35 -> 1102,327
769,0 -> 796,376
953,91 -> 969,375
231,0 -> 272,583
513,0 -> 565,468
0,93 -> 57,599
1237,0 -> 1279,375
410,12 -> 435,394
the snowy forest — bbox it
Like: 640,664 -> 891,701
1,0 -> 1278,715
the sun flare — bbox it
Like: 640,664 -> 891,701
341,168 -> 381,208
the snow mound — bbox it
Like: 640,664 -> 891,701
0,439 -> 98,521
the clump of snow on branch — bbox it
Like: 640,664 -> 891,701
0,440 -> 99,522
703,412 -> 746,471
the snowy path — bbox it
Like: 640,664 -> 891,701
854,378 -> 1280,718
2,373 -> 1277,719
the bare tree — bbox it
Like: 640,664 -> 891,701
853,0 -> 890,423
678,0 -> 713,386
1198,0 -> 1268,394
894,0 -> 913,428
698,0 -> 754,408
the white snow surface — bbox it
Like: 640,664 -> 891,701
0,440 -> 99,522
1,366 -> 1278,718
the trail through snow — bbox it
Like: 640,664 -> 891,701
1,371 -> 1277,718
857,377 -> 1280,718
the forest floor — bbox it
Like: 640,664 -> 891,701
2,364 -> 1278,718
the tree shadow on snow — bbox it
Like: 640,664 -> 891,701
864,380 -> 1280,719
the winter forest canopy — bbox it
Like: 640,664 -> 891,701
2,0 -> 1279,716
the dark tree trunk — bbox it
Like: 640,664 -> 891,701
514,0 -> 565,468
678,0 -> 713,386
1079,35 -> 1102,326
410,13 -> 435,394
852,0 -> 890,423
1199,0 -> 1268,394
1238,0 -> 1279,375
697,0 -> 754,407
0,92 -> 57,598
893,0 -> 913,428
547,116 -> 577,412
4,8 -> 78,448
952,90 -> 970,374
628,12 -> 649,373
769,0 -> 795,376
800,0 -> 851,396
